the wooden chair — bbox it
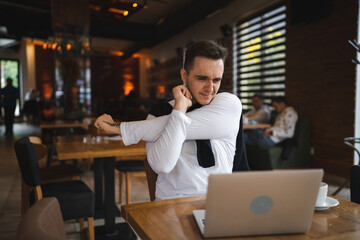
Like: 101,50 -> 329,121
18,197 -> 67,240
114,158 -> 146,204
20,136 -> 83,215
144,158 -> 158,201
14,137 -> 95,240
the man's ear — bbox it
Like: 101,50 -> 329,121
180,68 -> 187,85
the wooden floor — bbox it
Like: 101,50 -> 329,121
0,123 -> 351,239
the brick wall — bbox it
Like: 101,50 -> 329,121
285,0 -> 358,177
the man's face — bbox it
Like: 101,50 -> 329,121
252,97 -> 263,109
272,101 -> 285,113
181,56 -> 224,105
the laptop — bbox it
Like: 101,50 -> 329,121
193,169 -> 323,238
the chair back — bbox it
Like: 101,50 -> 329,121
14,137 -> 42,187
292,117 -> 311,148
29,136 -> 42,144
350,165 -> 360,204
144,159 -> 157,201
29,136 -> 48,168
18,197 -> 67,240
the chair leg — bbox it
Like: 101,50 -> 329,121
126,172 -> 131,204
21,179 -> 30,216
119,172 -> 125,204
87,217 -> 94,240
78,218 -> 84,231
34,185 -> 43,200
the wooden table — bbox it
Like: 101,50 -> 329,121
55,135 -> 146,239
121,195 -> 360,240
40,120 -> 89,130
40,120 -> 91,165
55,135 -> 146,160
243,123 -> 271,130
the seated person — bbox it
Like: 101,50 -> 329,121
95,40 -> 249,200
42,100 -> 56,121
244,96 -> 297,147
243,94 -> 271,124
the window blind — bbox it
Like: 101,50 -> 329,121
234,5 -> 286,110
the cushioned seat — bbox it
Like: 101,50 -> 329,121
114,160 -> 145,204
40,181 -> 94,220
246,117 -> 311,170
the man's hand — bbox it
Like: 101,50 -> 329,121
264,128 -> 271,137
172,85 -> 193,114
94,114 -> 121,135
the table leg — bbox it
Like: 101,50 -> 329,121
103,157 -> 116,233
94,157 -> 137,239
94,158 -> 104,218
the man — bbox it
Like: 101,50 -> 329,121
244,96 -> 298,147
95,40 -> 248,200
243,94 -> 271,124
0,77 -> 19,136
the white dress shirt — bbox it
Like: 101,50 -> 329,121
120,92 -> 242,200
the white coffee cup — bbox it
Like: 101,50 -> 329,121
316,182 -> 328,206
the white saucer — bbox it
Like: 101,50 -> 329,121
315,196 -> 339,211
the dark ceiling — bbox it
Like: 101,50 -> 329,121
0,0 -> 235,57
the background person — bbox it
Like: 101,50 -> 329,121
243,94 -> 271,124
95,40 -> 249,200
244,96 -> 298,147
0,77 -> 19,136
23,88 -> 40,124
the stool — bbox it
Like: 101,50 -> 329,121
114,160 -> 145,204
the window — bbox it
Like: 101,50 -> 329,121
234,4 -> 286,110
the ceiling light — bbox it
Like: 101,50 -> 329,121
109,8 -> 126,15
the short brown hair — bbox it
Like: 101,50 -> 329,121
272,96 -> 287,105
183,40 -> 228,72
